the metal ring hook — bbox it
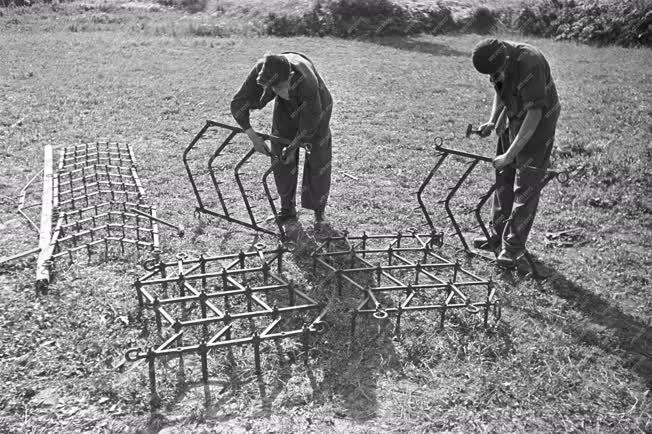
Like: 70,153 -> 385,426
373,309 -> 389,320
557,170 -> 570,185
125,347 -> 144,362
465,302 -> 481,314
142,258 -> 158,272
433,136 -> 444,149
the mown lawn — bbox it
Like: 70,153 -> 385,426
0,5 -> 650,433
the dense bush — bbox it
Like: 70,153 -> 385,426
262,0 -> 650,48
510,0 -> 651,47
1,0 -> 33,6
264,0 -> 457,38
4,0 -> 647,47
457,6 -> 498,35
156,0 -> 206,14
470,6 -> 498,34
264,13 -> 312,37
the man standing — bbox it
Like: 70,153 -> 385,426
471,38 -> 561,267
230,52 -> 333,225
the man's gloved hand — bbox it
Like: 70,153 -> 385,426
478,121 -> 495,138
245,128 -> 271,156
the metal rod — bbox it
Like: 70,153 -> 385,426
0,247 -> 40,264
129,207 -> 184,236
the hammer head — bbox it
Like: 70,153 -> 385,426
465,123 -> 473,138
466,123 -> 482,138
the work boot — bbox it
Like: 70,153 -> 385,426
496,249 -> 522,268
275,207 -> 297,224
473,235 -> 500,251
314,209 -> 325,223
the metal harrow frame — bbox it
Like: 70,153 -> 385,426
47,201 -> 160,264
0,168 -> 44,265
417,140 -> 566,278
53,141 -> 143,211
125,244 -> 327,406
311,229 -> 500,338
36,142 -> 164,289
183,120 -> 310,239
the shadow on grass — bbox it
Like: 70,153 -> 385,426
523,262 -> 651,388
280,220 -> 402,421
367,36 -> 468,57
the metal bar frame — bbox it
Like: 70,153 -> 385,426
418,140 -> 564,277
126,244 -> 327,407
183,120 -> 309,239
17,168 -> 44,234
35,142 -> 166,289
310,231 -> 500,338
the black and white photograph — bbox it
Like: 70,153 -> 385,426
1,0 -> 650,432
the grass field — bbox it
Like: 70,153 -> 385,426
1,3 -> 651,433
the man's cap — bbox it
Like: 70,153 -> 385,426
257,54 -> 291,88
472,39 -> 506,74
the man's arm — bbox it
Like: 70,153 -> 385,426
230,63 -> 275,131
294,74 -> 323,146
479,90 -> 505,137
230,62 -> 275,155
493,107 -> 542,169
493,55 -> 548,168
489,90 -> 505,124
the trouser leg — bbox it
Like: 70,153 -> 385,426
271,105 -> 299,212
490,131 -> 515,239
502,111 -> 558,252
300,129 -> 332,211
502,168 -> 544,252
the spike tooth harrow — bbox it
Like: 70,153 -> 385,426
184,122 -> 279,236
127,244 -> 327,407
34,141 -> 182,289
123,127 -> 517,407
183,121 -> 311,239
310,229 -> 499,338
417,139 -> 566,278
48,201 -> 160,263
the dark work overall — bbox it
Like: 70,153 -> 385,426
270,53 -> 332,213
230,52 -> 333,215
489,42 -> 561,253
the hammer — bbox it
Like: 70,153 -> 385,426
465,123 -> 484,138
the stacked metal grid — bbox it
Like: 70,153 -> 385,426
39,142 -> 160,284
311,229 -> 500,338
125,243 -> 327,406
